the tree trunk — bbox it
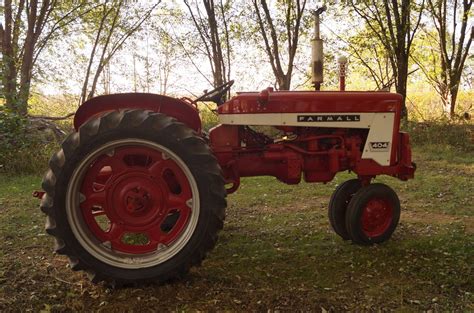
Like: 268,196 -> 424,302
449,82 -> 459,118
253,0 -> 306,91
395,56 -> 409,119
17,0 -> 40,115
80,3 -> 110,104
2,1 -> 94,113
278,75 -> 291,91
185,0 -> 230,96
80,24 -> 104,104
1,0 -> 50,115
2,0 -> 19,112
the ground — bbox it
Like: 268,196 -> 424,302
0,146 -> 472,312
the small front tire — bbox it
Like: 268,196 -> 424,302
345,183 -> 400,245
328,179 -> 361,240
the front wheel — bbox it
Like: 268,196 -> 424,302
345,183 -> 400,245
328,179 -> 362,240
40,110 -> 226,285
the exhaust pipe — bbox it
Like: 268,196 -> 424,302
311,5 -> 326,91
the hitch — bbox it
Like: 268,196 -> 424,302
33,190 -> 45,199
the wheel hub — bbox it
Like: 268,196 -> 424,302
124,187 -> 150,214
361,198 -> 393,238
107,172 -> 165,228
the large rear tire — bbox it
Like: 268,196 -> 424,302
40,110 -> 226,285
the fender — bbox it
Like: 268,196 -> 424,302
73,93 -> 202,132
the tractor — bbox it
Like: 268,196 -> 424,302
37,6 -> 415,285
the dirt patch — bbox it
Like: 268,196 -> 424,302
402,210 -> 474,233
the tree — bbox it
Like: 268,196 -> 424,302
252,0 -> 307,90
155,32 -> 177,95
183,0 -> 232,93
346,27 -> 395,91
349,0 -> 425,118
1,1 -> 60,114
79,1 -> 160,104
1,0 -> 53,115
423,0 -> 473,117
0,0 -> 94,115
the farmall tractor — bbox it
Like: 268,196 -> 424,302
38,7 -> 415,285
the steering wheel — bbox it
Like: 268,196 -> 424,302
195,80 -> 234,105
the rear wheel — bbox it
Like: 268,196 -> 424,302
41,110 -> 226,285
345,183 -> 400,245
328,179 -> 361,240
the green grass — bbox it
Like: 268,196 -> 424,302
0,146 -> 472,311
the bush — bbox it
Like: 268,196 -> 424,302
199,103 -> 219,131
0,107 -> 60,175
404,120 -> 473,152
407,91 -> 474,121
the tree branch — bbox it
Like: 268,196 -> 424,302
260,0 -> 284,76
184,0 -> 215,76
253,0 -> 278,77
29,112 -> 75,120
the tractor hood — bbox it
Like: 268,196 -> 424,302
218,89 -> 402,115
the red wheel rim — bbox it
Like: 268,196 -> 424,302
360,198 -> 393,238
79,145 -> 193,254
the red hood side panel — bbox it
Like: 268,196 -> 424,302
218,91 -> 402,114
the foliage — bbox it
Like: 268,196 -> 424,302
345,26 -> 394,90
407,90 -> 474,121
0,106 -> 27,148
199,103 -> 219,131
0,106 -> 59,175
405,120 -> 473,152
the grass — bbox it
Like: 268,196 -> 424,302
0,146 -> 472,311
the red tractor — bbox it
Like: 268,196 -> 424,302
38,7 -> 415,285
